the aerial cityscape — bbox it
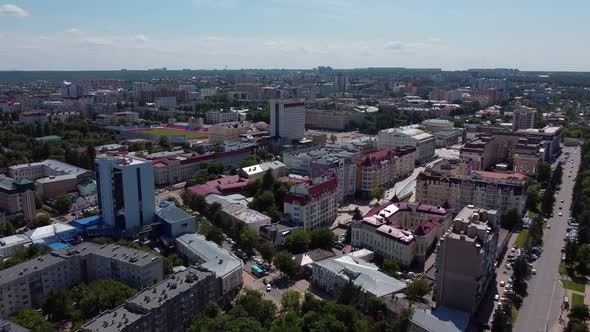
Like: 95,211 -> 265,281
1,1 -> 590,332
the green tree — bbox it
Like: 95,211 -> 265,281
380,259 -> 400,277
42,288 -> 72,322
239,228 -> 260,253
569,304 -> 590,322
236,290 -> 277,325
204,301 -> 221,319
367,297 -> 386,319
281,290 -> 301,313
53,194 -> 73,214
283,230 -> 310,254
526,185 -> 540,212
576,244 -> 590,275
163,253 -> 185,275
309,228 -> 336,250
0,221 -> 15,236
501,208 -> 522,230
10,309 -> 56,332
71,279 -> 136,320
404,279 -> 431,302
273,251 -> 297,277
337,279 -> 360,305
258,241 -> 275,264
370,186 -> 386,204
31,214 -> 51,228
159,135 -> 171,149
537,162 -> 552,186
270,310 -> 303,332
541,188 -> 555,217
491,303 -> 512,332
205,226 -> 225,245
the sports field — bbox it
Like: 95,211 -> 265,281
134,128 -> 208,139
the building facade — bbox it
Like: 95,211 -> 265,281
304,109 -> 365,131
0,177 -> 36,223
512,105 -> 536,131
433,206 -> 498,313
415,159 -> 527,214
270,99 -> 305,141
284,176 -> 339,231
351,201 -> 452,267
378,126 -> 435,163
95,156 -> 156,232
208,121 -> 251,144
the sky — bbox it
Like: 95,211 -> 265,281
0,0 -> 589,71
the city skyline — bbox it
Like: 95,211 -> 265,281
0,0 -> 589,71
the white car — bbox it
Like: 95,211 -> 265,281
532,269 -> 537,275
500,281 -> 505,287
266,284 -> 272,292
559,212 -> 563,217
494,294 -> 500,301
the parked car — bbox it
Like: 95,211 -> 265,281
500,281 -> 505,287
266,284 -> 272,292
532,269 -> 537,275
494,294 -> 500,301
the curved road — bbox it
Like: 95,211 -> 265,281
514,146 -> 580,332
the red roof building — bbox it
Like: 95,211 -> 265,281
284,175 -> 339,231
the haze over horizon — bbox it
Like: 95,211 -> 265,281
1,0 -> 589,71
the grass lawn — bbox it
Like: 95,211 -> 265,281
511,306 -> 519,324
138,128 -> 208,139
572,293 -> 585,307
561,279 -> 586,293
515,230 -> 529,248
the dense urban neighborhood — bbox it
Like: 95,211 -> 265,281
0,34 -> 590,332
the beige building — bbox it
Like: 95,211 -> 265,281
351,201 -> 452,267
208,121 -> 250,144
284,176 -> 339,231
512,105 -> 536,131
422,119 -> 454,133
0,176 -> 36,223
415,159 -> 527,214
0,243 -> 163,317
304,109 -> 365,131
434,206 -> 498,314
378,126 -> 435,163
354,147 -> 416,196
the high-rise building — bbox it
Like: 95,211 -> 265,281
270,99 -> 305,141
433,205 -> 498,314
334,73 -> 348,93
95,156 -> 156,232
512,105 -> 536,131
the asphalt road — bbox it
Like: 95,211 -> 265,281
514,146 -> 581,332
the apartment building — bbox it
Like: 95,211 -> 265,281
0,176 -> 36,223
208,121 -> 251,144
378,126 -> 435,163
282,146 -> 361,202
434,206 -> 499,314
80,267 -> 217,332
351,201 -> 452,267
175,233 -> 243,298
9,159 -> 92,199
354,149 -> 395,196
516,126 -> 563,161
284,175 -> 338,231
460,133 -> 545,176
270,99 -> 305,141
415,159 -> 527,214
95,156 -> 156,232
304,109 -> 365,131
0,243 -> 163,317
512,105 -> 536,131
205,111 -> 241,124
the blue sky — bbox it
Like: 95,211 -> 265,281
0,0 -> 589,71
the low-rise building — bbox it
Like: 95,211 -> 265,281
433,129 -> 463,148
422,119 -> 454,133
208,121 -> 251,144
156,202 -> 197,238
24,223 -> 77,246
19,111 -> 48,124
351,201 -> 452,267
9,159 -> 92,200
175,233 -> 243,298
304,109 -> 365,131
312,252 -> 407,307
0,234 -> 32,259
238,160 -> 287,180
284,175 -> 338,231
378,126 -> 435,163
205,111 -> 241,124
433,206 -> 498,314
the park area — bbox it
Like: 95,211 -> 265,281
132,127 -> 208,139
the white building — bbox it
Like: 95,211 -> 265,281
284,176 -> 338,231
0,234 -> 31,259
512,105 -> 536,131
238,160 -> 287,180
205,111 -> 241,124
270,99 -> 305,141
378,125 -> 435,163
95,156 -> 156,232
175,233 -> 243,297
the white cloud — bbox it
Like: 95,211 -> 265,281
134,34 -> 149,43
193,0 -> 239,9
82,36 -> 115,46
202,36 -> 224,42
0,4 -> 29,17
66,28 -> 81,34
384,41 -> 404,51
